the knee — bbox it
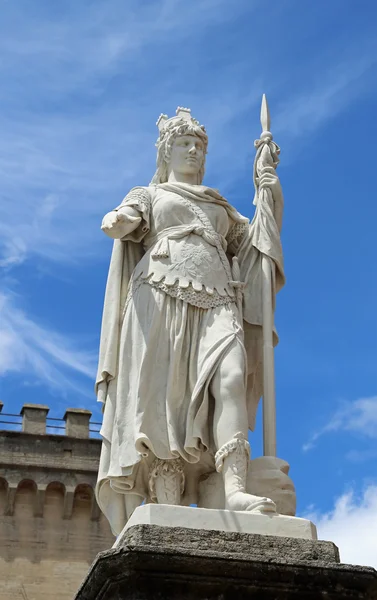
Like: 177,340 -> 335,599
212,364 -> 245,399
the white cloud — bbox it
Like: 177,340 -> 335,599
0,291 -> 97,397
0,0 -> 261,269
0,0 -> 376,269
275,37 -> 377,137
305,485 -> 377,568
0,0 -> 248,86
303,396 -> 377,452
346,449 -> 377,463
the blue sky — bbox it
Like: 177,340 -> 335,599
1,0 -> 377,566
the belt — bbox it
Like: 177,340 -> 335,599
146,224 -> 227,260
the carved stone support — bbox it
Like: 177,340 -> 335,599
149,458 -> 185,505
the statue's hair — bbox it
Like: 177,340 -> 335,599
150,119 -> 208,185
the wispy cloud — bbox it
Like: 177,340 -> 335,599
0,0 -> 260,268
345,449 -> 377,464
304,485 -> 377,568
274,38 -> 377,140
0,0 -> 262,405
0,0 -> 249,94
1,0 -> 377,270
303,396 -> 377,452
0,291 -> 97,397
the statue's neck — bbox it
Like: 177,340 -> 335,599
167,171 -> 199,185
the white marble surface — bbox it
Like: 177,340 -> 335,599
96,105 -> 289,536
113,504 -> 317,547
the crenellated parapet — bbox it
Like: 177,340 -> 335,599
0,403 -> 104,521
0,403 -> 114,599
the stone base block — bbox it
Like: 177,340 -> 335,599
75,523 -> 377,600
116,504 -> 316,545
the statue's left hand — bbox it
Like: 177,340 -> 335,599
258,166 -> 282,200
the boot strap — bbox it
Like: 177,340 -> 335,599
215,432 -> 250,473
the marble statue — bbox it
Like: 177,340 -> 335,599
95,104 -> 288,536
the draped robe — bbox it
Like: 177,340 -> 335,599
95,182 -> 284,534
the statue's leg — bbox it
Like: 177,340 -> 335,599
148,458 -> 185,506
211,342 -> 275,513
211,342 -> 248,449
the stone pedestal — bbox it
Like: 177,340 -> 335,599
75,508 -> 377,600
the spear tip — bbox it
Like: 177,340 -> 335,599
260,93 -> 271,133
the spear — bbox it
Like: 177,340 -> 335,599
253,94 -> 281,457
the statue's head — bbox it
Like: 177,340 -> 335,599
151,107 -> 208,185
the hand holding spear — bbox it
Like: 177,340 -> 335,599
253,95 -> 283,458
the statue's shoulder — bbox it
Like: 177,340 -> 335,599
126,184 -> 153,196
122,185 -> 156,210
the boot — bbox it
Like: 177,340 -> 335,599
215,432 -> 276,513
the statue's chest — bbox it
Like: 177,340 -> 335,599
151,191 -> 229,237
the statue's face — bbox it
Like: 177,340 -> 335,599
168,134 -> 204,177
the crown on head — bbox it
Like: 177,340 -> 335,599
156,106 -> 200,132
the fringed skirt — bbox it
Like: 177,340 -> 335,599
96,283 -> 244,531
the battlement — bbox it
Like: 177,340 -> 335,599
0,401 -> 100,438
0,403 -> 114,600
0,402 -> 104,519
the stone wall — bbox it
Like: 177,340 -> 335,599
0,404 -> 114,600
